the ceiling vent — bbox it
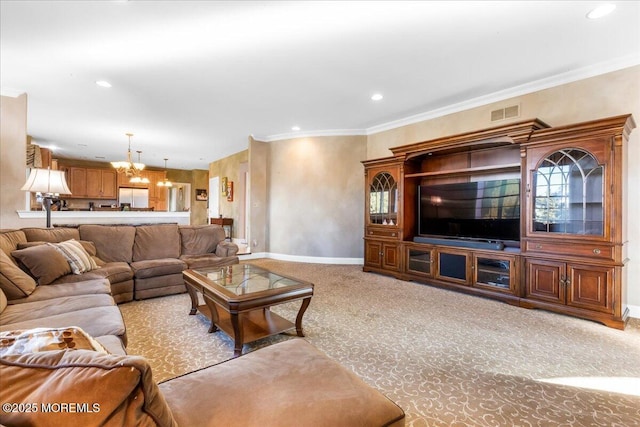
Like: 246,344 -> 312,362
491,104 -> 520,122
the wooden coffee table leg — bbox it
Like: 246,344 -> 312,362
203,297 -> 220,333
186,285 -> 199,315
230,312 -> 243,357
295,297 -> 312,337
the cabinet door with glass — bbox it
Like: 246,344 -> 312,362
527,142 -> 609,240
368,169 -> 398,226
363,160 -> 402,243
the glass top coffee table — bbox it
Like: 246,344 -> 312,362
183,264 -> 314,357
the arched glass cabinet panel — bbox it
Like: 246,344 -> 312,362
369,172 -> 398,225
532,148 -> 604,235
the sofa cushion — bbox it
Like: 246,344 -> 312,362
78,225 -> 136,263
21,227 -> 80,243
0,294 -> 116,325
11,244 -> 71,285
94,334 -> 127,356
0,250 -> 37,299
7,279 -> 111,305
50,262 -> 133,286
0,326 -> 108,356
178,225 -> 225,255
0,305 -> 126,340
85,261 -> 133,283
131,258 -> 187,279
133,224 -> 181,262
0,229 -> 27,258
49,239 -> 99,275
0,350 -> 177,427
159,338 -> 405,427
0,288 -> 6,313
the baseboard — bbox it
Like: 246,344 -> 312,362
238,251 -> 363,265
628,304 -> 640,319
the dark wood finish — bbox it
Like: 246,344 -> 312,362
473,253 -> 519,295
183,268 -> 313,357
210,217 -> 233,240
362,114 -> 635,329
362,159 -> 403,277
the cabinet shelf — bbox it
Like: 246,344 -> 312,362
404,163 -> 520,179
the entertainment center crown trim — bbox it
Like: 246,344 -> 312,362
362,114 -> 635,329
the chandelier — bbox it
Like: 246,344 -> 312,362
129,151 -> 150,184
157,158 -> 173,187
111,133 -> 145,178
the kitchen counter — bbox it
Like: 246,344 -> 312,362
17,210 -> 191,225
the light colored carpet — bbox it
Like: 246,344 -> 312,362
120,259 -> 640,426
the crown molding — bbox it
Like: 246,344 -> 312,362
366,54 -> 640,135
259,55 -> 640,143
255,128 -> 366,143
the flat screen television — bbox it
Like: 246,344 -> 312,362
418,178 -> 521,242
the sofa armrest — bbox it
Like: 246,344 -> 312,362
215,241 -> 239,257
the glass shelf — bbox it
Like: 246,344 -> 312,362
532,148 -> 604,236
369,172 -> 398,225
475,257 -> 511,289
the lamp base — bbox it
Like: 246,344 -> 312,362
43,197 -> 53,228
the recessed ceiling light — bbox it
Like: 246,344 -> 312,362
95,80 -> 112,88
371,93 -> 383,101
587,3 -> 616,19
291,126 -> 301,131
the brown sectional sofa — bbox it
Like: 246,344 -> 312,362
0,224 -> 405,426
1,224 -> 239,303
0,278 -> 127,355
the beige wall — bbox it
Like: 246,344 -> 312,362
248,138 -> 268,253
0,94 -> 29,229
213,135 -> 366,258
368,66 -> 639,158
266,135 -> 366,258
209,150 -> 249,222
367,65 -> 640,314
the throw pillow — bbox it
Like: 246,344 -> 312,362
49,239 -> 99,275
0,250 -> 37,298
11,244 -> 71,285
0,327 -> 109,357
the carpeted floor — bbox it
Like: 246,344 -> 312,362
120,259 -> 640,426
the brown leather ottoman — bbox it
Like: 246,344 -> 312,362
159,338 -> 405,426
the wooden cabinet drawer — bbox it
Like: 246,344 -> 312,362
366,227 -> 400,239
525,240 -> 612,259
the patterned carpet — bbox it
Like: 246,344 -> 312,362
120,259 -> 640,426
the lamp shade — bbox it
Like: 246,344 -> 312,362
21,168 -> 72,195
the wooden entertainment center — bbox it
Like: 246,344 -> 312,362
363,115 -> 635,329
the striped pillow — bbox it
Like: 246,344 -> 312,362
49,239 -> 98,275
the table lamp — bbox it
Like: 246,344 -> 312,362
21,168 -> 72,228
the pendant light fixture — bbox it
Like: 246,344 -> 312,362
111,133 -> 145,178
157,158 -> 173,187
129,150 -> 150,183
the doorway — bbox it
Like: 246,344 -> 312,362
168,183 -> 191,212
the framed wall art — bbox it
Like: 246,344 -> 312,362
196,189 -> 208,201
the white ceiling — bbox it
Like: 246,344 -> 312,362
1,1 -> 639,170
